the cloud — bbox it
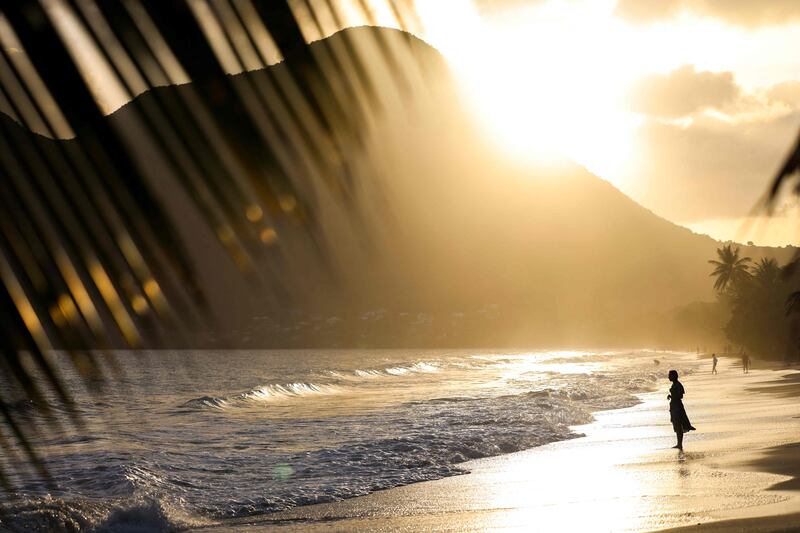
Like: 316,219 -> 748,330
767,81 -> 800,109
629,65 -> 739,118
623,64 -> 800,230
472,0 -> 548,15
624,111 -> 800,223
614,0 -> 682,22
614,0 -> 800,27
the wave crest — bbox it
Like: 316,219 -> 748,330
185,382 -> 340,410
0,495 -> 212,533
185,361 -> 441,410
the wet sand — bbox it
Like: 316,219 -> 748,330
202,357 -> 800,532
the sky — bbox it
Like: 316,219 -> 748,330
414,0 -> 800,246
1,0 -> 799,246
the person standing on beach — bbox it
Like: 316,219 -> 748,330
711,353 -> 718,374
667,370 -> 696,450
742,352 -> 750,373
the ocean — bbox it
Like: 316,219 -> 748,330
0,349 -> 697,531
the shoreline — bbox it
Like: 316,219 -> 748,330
198,356 -> 800,532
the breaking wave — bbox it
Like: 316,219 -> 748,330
184,382 -> 341,409
185,361 -> 441,410
0,494 -> 212,533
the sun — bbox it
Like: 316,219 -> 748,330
415,0 -> 642,187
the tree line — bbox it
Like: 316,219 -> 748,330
710,244 -> 799,360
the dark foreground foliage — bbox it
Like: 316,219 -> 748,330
0,0 -> 424,491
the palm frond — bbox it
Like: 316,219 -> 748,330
786,291 -> 800,316
708,244 -> 753,293
0,0 -> 429,490
769,130 -> 800,202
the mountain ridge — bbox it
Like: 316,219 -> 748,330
0,26 -> 784,252
0,26 -> 794,348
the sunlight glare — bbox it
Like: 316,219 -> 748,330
416,0 -> 640,183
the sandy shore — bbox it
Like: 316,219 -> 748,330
200,356 -> 800,532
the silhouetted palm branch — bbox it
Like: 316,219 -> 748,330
766,88 -> 800,308
0,0 -> 430,491
769,131 -> 800,203
768,106 -> 800,280
786,291 -> 800,316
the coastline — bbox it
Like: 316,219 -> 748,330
197,356 -> 800,532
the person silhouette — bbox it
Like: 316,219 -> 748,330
668,370 -> 696,450
742,352 -> 750,373
711,353 -> 718,374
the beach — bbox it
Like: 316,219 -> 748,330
6,350 -> 800,532
209,357 -> 800,532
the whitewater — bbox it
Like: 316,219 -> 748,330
0,349 -> 699,531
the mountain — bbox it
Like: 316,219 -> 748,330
0,26 -> 793,349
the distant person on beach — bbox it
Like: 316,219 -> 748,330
742,352 -> 751,373
667,370 -> 696,450
711,353 -> 718,374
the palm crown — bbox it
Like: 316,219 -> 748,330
752,257 -> 781,288
708,244 -> 752,292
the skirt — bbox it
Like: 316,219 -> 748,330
670,400 -> 695,433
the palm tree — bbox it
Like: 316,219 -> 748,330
709,244 -> 752,292
753,257 -> 781,288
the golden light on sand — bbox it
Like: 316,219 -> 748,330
486,449 -> 648,532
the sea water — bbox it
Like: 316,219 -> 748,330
0,349 -> 697,530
